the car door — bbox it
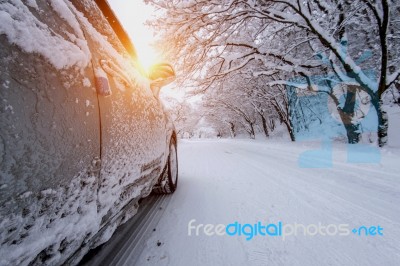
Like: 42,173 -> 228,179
0,1 -> 101,264
71,0 -> 169,226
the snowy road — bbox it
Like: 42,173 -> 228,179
136,139 -> 400,266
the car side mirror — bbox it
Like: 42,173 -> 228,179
148,63 -> 176,98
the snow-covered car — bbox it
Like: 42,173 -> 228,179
0,0 -> 178,265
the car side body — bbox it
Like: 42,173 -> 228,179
0,0 -> 176,265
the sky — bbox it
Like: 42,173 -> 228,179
108,0 -> 159,70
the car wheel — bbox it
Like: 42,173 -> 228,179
153,138 -> 178,194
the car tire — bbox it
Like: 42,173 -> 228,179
153,138 -> 178,194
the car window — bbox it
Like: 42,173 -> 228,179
70,0 -> 139,67
71,0 -> 129,57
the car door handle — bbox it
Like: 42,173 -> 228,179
94,59 -> 133,96
94,67 -> 112,96
100,59 -> 132,86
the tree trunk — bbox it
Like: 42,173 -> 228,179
378,106 -> 389,147
286,121 -> 296,142
269,118 -> 275,132
229,122 -> 236,138
336,85 -> 360,144
272,103 -> 295,141
249,123 -> 255,139
280,118 -> 295,141
373,99 -> 388,147
259,113 -> 269,138
343,123 -> 360,144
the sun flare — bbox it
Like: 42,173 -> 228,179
136,43 -> 159,74
108,1 -> 160,73
109,0 -> 181,98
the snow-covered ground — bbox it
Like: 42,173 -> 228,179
137,139 -> 400,265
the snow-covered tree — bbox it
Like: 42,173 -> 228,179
147,0 -> 400,146
162,96 -> 201,138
